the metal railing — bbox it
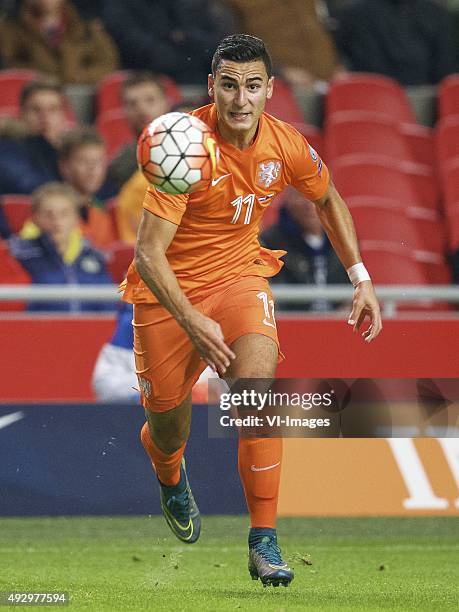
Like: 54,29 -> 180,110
0,284 -> 458,316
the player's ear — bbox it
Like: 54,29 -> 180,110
266,76 -> 274,100
208,74 -> 214,99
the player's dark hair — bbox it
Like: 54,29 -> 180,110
120,71 -> 166,100
212,34 -> 273,78
58,127 -> 104,161
19,79 -> 63,109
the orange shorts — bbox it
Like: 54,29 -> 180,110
133,276 -> 282,412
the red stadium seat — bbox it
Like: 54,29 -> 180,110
442,160 -> 459,210
345,196 -> 446,254
324,112 -> 413,163
96,109 -> 135,158
265,78 -> 304,124
106,241 -> 134,283
0,239 -> 30,311
96,70 -> 182,115
1,194 -> 32,233
330,155 -> 437,211
400,124 -> 433,168
359,245 -> 428,284
445,203 -> 459,250
326,73 -> 417,123
438,73 -> 459,119
0,69 -> 37,116
436,116 -> 459,175
350,207 -> 423,252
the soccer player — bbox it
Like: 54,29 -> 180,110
122,34 -> 382,587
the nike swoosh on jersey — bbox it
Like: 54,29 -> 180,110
211,173 -> 231,186
250,461 -> 281,472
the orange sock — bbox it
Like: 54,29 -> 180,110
238,437 -> 282,528
140,422 -> 185,486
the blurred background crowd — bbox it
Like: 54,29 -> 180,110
1,1 -> 459,398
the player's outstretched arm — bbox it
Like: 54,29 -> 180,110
313,181 -> 382,343
135,209 -> 235,373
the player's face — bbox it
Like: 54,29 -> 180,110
33,194 -> 79,244
122,82 -> 170,135
21,90 -> 66,144
60,144 -> 107,197
209,59 -> 273,144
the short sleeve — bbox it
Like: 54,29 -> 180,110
143,187 -> 189,226
286,130 -> 329,201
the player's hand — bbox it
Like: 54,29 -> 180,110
348,280 -> 382,343
184,310 -> 236,375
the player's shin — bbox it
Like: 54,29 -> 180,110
140,422 -> 185,486
237,437 -> 282,528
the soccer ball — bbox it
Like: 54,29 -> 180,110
137,112 -> 218,195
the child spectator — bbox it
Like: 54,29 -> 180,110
10,182 -> 115,312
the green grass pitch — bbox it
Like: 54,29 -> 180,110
0,516 -> 457,611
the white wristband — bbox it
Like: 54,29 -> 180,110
347,262 -> 371,287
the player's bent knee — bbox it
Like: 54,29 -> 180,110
144,395 -> 192,454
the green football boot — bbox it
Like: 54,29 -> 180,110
248,528 -> 294,587
159,459 -> 201,544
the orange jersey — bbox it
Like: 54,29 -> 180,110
122,104 -> 329,304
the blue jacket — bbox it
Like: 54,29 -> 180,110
0,135 -> 60,195
9,233 -> 116,312
110,302 -> 134,349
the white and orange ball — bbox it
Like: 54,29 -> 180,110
137,112 -> 218,194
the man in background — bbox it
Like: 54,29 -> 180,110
261,188 -> 348,310
108,72 -> 171,190
0,79 -> 69,195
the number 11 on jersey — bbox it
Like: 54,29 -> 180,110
231,194 -> 255,225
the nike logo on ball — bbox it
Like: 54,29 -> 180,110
211,173 -> 231,186
250,461 -> 280,472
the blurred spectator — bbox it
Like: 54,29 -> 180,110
10,182 -> 115,312
115,169 -> 148,245
0,0 -> 119,84
92,301 -> 139,402
108,72 -> 171,190
228,0 -> 343,88
334,0 -> 457,86
58,127 -> 115,249
0,79 -> 68,194
261,189 -> 347,311
19,127 -> 115,249
100,0 -> 237,84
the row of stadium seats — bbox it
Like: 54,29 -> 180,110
2,69 -> 459,297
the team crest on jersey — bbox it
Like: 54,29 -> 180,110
138,376 -> 152,398
257,160 -> 282,188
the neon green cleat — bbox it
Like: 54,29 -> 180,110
159,459 -> 201,544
